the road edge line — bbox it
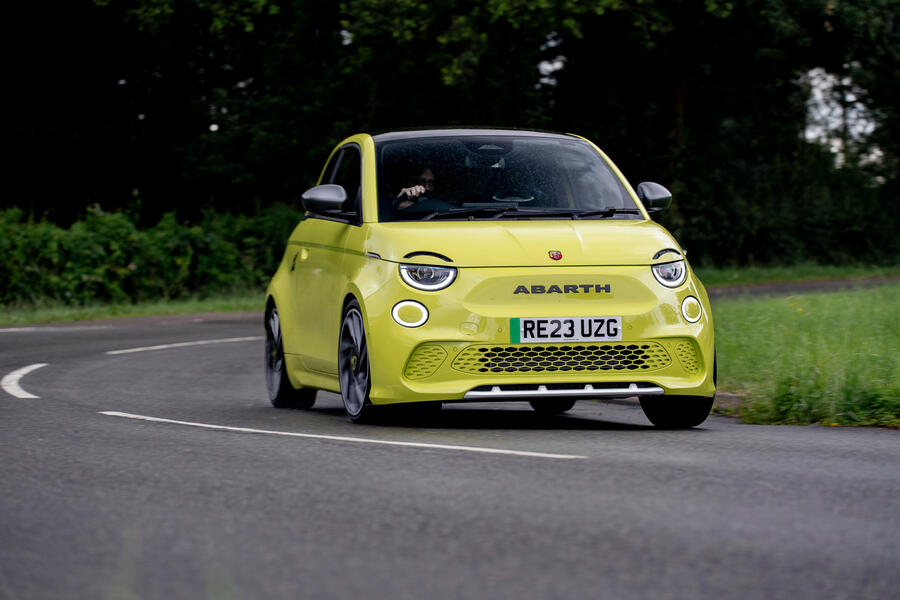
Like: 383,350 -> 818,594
99,411 -> 587,460
1,363 -> 49,399
106,336 -> 263,355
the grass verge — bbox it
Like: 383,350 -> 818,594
713,284 -> 900,426
0,290 -> 264,326
694,263 -> 900,287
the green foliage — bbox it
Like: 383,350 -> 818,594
8,1 -> 900,266
715,285 -> 900,426
0,291 -> 264,327
0,204 -> 303,306
694,263 -> 900,287
99,0 -> 280,33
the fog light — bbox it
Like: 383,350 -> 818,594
392,300 -> 429,328
681,296 -> 702,323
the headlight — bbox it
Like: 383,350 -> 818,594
651,260 -> 687,287
399,263 -> 457,291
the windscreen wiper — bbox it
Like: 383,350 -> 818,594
573,208 -> 643,219
491,208 -> 584,219
421,207 -> 509,220
423,207 -> 589,220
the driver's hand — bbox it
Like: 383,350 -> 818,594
396,185 -> 426,209
398,185 -> 427,200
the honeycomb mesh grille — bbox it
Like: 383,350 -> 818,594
451,343 -> 671,375
404,345 -> 448,380
674,341 -> 701,373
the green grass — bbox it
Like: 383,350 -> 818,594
0,290 -> 265,326
713,284 -> 900,426
695,263 -> 900,287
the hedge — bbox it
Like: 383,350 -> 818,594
1,204 -> 303,305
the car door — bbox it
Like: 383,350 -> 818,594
288,143 -> 362,374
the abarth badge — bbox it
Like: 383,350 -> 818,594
549,250 -> 562,260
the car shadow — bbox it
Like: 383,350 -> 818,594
304,403 -> 654,431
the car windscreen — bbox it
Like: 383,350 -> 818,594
375,135 -> 640,222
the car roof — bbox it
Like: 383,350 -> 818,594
371,128 -> 579,142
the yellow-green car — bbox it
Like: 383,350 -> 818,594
265,129 -> 715,427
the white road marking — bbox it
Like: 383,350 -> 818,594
99,411 -> 587,460
1,363 -> 48,398
106,336 -> 263,355
0,326 -> 112,333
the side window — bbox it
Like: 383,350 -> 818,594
321,150 -> 342,186
332,145 -> 362,222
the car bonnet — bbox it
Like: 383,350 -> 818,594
366,220 -> 682,267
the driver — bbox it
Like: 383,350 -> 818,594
396,168 -> 437,209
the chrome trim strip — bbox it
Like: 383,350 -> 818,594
463,383 -> 665,400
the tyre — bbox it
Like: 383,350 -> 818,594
265,305 -> 316,409
528,398 -> 576,414
338,300 -> 377,422
639,395 -> 714,429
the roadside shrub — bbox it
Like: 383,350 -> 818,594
834,376 -> 900,427
717,286 -> 900,427
744,374 -> 900,427
0,203 -> 303,306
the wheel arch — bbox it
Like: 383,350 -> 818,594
341,292 -> 367,329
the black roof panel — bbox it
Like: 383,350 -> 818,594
371,128 -> 577,143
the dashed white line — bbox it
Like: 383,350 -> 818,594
0,326 -> 113,333
1,363 -> 49,398
99,411 -> 587,460
106,336 -> 263,355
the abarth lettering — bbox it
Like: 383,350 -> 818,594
514,284 -> 611,294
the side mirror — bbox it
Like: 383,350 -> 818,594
301,184 -> 347,213
636,182 -> 672,212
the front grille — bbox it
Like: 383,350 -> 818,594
674,341 -> 701,373
404,344 -> 448,379
451,342 -> 671,375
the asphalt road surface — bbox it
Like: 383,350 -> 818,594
1,313 -> 898,600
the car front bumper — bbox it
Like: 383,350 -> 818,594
359,263 -> 715,405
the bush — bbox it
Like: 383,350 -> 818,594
716,286 -> 900,427
0,204 -> 304,306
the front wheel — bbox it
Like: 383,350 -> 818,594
639,395 -> 714,429
338,300 -> 377,423
265,306 -> 316,409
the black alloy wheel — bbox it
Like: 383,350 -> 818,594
338,300 -> 376,422
265,306 -> 316,409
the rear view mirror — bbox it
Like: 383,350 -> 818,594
636,182 -> 672,212
301,184 -> 347,213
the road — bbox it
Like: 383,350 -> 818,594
1,314 -> 898,599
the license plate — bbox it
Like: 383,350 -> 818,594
510,317 -> 623,343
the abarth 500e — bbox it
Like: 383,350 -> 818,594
265,129 -> 715,427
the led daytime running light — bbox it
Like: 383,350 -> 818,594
399,263 -> 457,291
651,260 -> 687,288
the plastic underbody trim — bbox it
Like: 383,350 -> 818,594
463,382 -> 665,400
